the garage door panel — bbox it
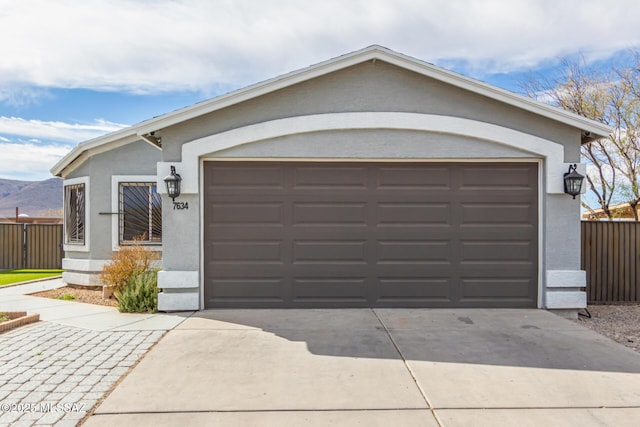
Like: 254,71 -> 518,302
460,166 -> 536,190
293,166 -> 367,188
208,226 -> 285,241
459,261 -> 535,271
204,161 -> 538,308
293,240 -> 367,263
375,227 -> 454,237
460,203 -> 535,225
206,166 -> 285,189
374,261 -> 454,281
460,262 -> 537,274
377,240 -> 451,263
377,166 -> 451,189
460,241 -> 535,262
290,228 -> 369,241
294,202 -> 367,225
459,278 -> 536,301
375,228 -> 451,242
209,260 -> 285,273
293,278 -> 368,300
290,264 -> 370,278
209,202 -> 285,224
458,228 -> 535,244
458,194 -> 536,206
210,241 -> 283,262
207,278 -> 285,299
377,202 -> 451,225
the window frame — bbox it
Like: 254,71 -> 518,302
111,176 -> 162,251
63,176 -> 90,252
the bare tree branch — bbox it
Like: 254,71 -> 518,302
522,52 -> 640,221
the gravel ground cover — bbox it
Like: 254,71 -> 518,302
574,304 -> 640,354
30,287 -> 118,308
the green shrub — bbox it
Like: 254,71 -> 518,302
115,270 -> 159,313
0,312 -> 9,323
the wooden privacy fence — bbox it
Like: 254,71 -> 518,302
0,223 -> 64,270
581,221 -> 640,303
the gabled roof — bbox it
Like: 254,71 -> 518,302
51,45 -> 613,177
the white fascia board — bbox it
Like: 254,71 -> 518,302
135,49 -> 383,134
51,133 -> 142,177
51,45 -> 613,178
375,49 -> 614,138
135,45 -> 612,138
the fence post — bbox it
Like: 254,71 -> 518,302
22,223 -> 27,269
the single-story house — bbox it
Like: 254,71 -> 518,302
51,45 -> 612,313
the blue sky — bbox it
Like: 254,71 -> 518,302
1,0 -> 639,181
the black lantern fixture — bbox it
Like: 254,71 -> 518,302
163,166 -> 182,201
563,164 -> 584,199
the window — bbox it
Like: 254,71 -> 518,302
65,183 -> 85,245
119,182 -> 162,244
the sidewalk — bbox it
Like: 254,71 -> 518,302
0,279 -> 192,426
0,278 -> 191,331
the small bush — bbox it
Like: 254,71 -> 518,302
0,312 -> 9,323
58,294 -> 75,301
99,243 -> 159,292
116,270 -> 159,313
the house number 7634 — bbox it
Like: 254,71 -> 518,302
173,202 -> 189,210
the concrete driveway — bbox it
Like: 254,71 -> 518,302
84,309 -> 640,426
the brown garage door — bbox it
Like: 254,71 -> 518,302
203,162 -> 538,308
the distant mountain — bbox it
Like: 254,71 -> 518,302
0,178 -> 63,219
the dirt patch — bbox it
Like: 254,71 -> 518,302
30,286 -> 118,308
574,304 -> 640,354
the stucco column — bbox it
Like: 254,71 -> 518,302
157,194 -> 200,311
544,189 -> 587,310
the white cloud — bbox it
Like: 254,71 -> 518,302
0,141 -> 73,180
0,0 -> 638,93
0,86 -> 51,108
0,117 -> 127,143
0,117 -> 128,180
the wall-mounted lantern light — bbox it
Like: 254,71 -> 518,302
163,166 -> 182,201
563,164 -> 584,199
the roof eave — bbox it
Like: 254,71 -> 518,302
133,47 -> 387,135
378,49 -> 614,138
50,130 -> 139,177
51,45 -> 614,176
135,45 -> 613,139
